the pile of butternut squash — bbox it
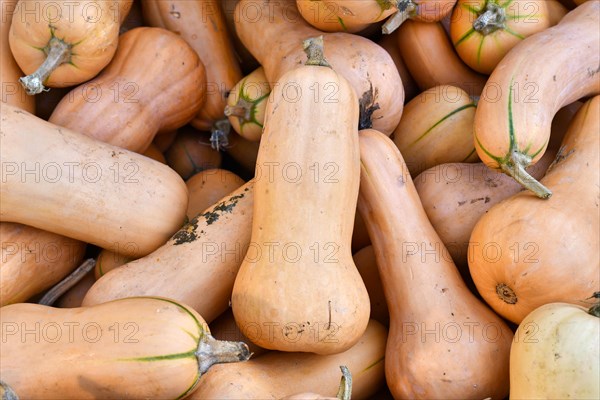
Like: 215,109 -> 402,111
1,0 -> 598,398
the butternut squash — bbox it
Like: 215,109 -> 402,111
378,29 -> 419,102
397,20 -> 487,97
0,297 -> 250,398
231,38 -> 370,354
221,0 -> 260,72
353,246 -> 389,326
225,67 -> 271,142
468,96 -> 600,324
165,128 -> 222,180
9,0 -> 133,94
234,0 -> 404,135
392,85 -> 479,177
189,319 -> 387,399
83,181 -> 253,324
48,26 -> 206,153
141,0 -> 242,130
186,169 -> 245,220
450,0 -> 553,75
1,0 -> 34,112
0,222 -> 86,306
296,0 -> 394,33
283,366 -> 352,400
473,0 -> 600,198
357,128 -> 512,399
0,104 -> 188,257
94,249 -> 133,279
414,101 -> 581,272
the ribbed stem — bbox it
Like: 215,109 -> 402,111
196,334 -> 251,375
473,1 -> 506,35
19,36 -> 72,95
303,36 -> 331,67
500,152 -> 552,199
38,258 -> 96,306
382,0 -> 416,34
336,366 -> 353,400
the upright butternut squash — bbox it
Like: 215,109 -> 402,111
48,27 -> 206,153
0,297 -> 250,399
397,20 -> 487,97
0,105 -> 188,257
141,0 -> 242,130
450,0 -> 553,74
0,222 -> 86,306
473,1 -> 600,198
234,0 -> 403,135
1,0 -> 34,112
189,319 -> 387,400
9,0 -> 133,94
468,96 -> 600,324
357,128 -> 512,399
83,182 -> 254,324
231,38 -> 370,354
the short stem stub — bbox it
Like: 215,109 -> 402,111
38,258 -> 96,306
336,365 -> 353,400
587,292 -> 600,318
496,283 -> 517,304
0,379 -> 19,400
19,36 -> 72,95
303,36 -> 331,68
210,118 -> 231,151
473,1 -> 506,35
382,0 -> 416,34
224,104 -> 251,121
196,334 -> 251,375
500,151 -> 552,199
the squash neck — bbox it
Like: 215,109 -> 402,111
19,36 -> 72,95
473,1 -> 507,35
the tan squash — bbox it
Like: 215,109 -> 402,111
94,249 -> 133,280
225,67 -> 271,142
392,85 -> 479,177
1,0 -> 34,112
0,222 -> 86,306
468,96 -> 600,324
0,297 -> 250,399
165,128 -> 223,180
141,0 -> 242,130
186,169 -> 245,220
48,26 -> 206,153
231,38 -> 370,354
209,309 -> 268,358
450,0 -> 554,75
189,319 -> 387,400
234,0 -> 404,135
9,0 -> 133,94
357,128 -> 512,399
473,0 -> 600,198
397,20 -> 487,97
83,182 -> 254,324
378,29 -> 419,102
282,366 -> 352,400
0,105 -> 188,258
221,0 -> 260,72
353,246 -> 389,326
414,101 -> 581,272
296,0 -> 393,33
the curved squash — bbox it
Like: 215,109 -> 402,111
473,1 -> 600,198
186,169 -> 245,220
450,0 -> 553,74
468,96 -> 600,324
231,38 -> 370,354
141,0 -> 242,130
83,182 -> 253,324
357,128 -> 512,399
48,27 -> 206,153
1,0 -> 34,112
392,85 -> 479,177
8,0 -> 133,94
189,319 -> 387,400
0,105 -> 188,258
0,297 -> 250,399
234,0 -> 404,135
0,222 -> 86,306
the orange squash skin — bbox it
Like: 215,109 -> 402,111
48,27 -> 206,153
186,169 -> 245,220
357,128 -> 512,399
468,96 -> 600,324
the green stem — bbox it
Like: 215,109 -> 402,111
20,36 -> 72,95
500,151 -> 552,199
382,0 -> 416,34
38,258 -> 96,306
196,334 -> 251,375
336,366 -> 353,400
473,1 -> 506,35
303,36 -> 331,68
